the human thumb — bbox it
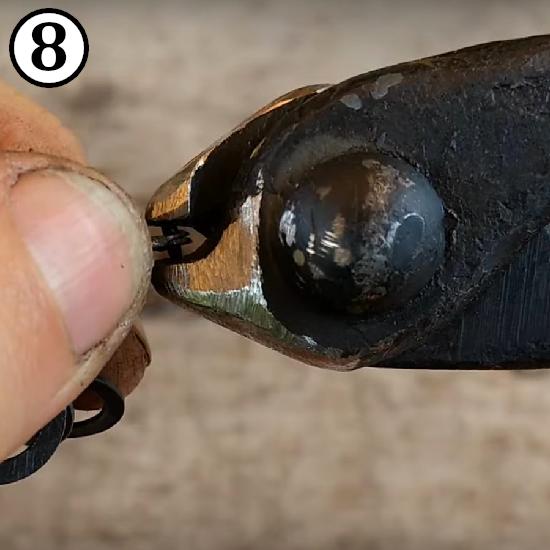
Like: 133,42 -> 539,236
0,153 -> 152,459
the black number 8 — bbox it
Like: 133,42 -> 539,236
31,22 -> 66,71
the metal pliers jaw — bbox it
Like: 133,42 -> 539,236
147,35 -> 550,371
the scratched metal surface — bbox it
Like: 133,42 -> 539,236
3,1 -> 550,549
387,225 -> 550,367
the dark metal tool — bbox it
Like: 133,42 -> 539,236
0,377 -> 124,484
148,35 -> 550,371
5,34 -> 550,485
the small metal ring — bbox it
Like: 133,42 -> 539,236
0,406 -> 73,485
69,377 -> 125,439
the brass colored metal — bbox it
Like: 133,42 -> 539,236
146,85 -> 351,370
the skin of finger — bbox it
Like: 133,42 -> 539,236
0,80 -> 151,401
0,83 -> 150,455
0,198 -> 75,458
0,81 -> 85,162
0,152 -> 152,410
0,81 -> 85,456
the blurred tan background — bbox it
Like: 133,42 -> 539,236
2,1 -> 550,548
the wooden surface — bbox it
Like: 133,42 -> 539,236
2,1 -> 550,549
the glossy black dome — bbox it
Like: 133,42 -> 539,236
273,152 -> 445,313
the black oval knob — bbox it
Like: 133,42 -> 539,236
274,152 -> 445,313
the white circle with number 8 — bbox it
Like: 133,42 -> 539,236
10,9 -> 89,88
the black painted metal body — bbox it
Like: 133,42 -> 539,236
149,35 -> 550,370
260,36 -> 550,367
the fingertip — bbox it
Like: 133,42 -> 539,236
0,156 -> 152,459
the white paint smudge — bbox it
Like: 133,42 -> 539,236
256,168 -> 265,190
371,73 -> 403,100
385,220 -> 402,247
240,194 -> 261,232
340,93 -> 362,110
279,206 -> 297,246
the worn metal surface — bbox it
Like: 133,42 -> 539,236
0,407 -> 71,485
6,2 -> 550,549
148,35 -> 550,370
0,378 -> 125,484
